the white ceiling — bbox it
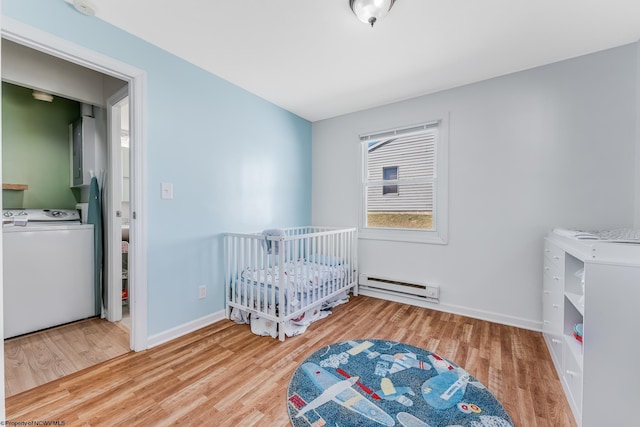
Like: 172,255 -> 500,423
81,0 -> 640,122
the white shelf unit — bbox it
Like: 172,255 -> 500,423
542,231 -> 640,427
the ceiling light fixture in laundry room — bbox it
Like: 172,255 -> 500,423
32,91 -> 53,102
350,0 -> 396,27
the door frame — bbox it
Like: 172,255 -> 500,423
1,17 -> 148,352
105,89 -> 128,325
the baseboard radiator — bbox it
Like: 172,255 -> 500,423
358,274 -> 440,303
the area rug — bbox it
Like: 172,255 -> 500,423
287,339 -> 513,427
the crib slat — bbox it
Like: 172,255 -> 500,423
225,236 -> 231,319
272,236 -> 278,316
245,239 -> 249,299
277,234 -> 285,341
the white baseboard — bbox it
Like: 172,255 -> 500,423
147,310 -> 227,349
359,289 -> 542,332
146,292 -> 542,349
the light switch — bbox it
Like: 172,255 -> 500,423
161,182 -> 173,200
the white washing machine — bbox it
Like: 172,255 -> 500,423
3,208 -> 95,338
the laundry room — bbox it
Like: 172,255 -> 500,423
1,38 -> 132,395
2,78 -> 105,337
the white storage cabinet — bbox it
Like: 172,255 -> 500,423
542,231 -> 640,427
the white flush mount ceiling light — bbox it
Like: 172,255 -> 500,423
72,0 -> 97,16
350,0 -> 396,27
32,91 -> 54,102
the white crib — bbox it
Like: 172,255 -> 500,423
225,227 -> 358,341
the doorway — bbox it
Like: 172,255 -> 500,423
1,17 -> 148,404
1,79 -> 132,396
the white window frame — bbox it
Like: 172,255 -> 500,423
358,117 -> 449,244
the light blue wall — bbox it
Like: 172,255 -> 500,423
2,0 -> 312,335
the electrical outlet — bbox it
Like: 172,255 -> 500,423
198,285 -> 206,299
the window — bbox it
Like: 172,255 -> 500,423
382,167 -> 398,195
360,119 -> 448,244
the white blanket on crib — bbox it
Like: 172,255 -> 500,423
229,292 -> 349,338
240,260 -> 347,292
239,259 -> 347,311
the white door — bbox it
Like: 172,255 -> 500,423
105,88 -> 129,323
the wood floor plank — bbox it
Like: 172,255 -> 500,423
4,317 -> 130,398
5,296 -> 577,426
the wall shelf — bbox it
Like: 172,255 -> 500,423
2,183 -> 28,191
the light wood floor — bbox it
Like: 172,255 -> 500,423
5,296 -> 577,426
4,317 -> 130,397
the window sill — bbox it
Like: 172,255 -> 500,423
359,227 -> 447,245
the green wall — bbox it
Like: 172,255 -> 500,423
2,82 -> 80,208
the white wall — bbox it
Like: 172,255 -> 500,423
312,43 -> 638,330
2,39 -> 125,107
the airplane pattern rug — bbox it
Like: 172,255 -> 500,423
287,339 -> 514,427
